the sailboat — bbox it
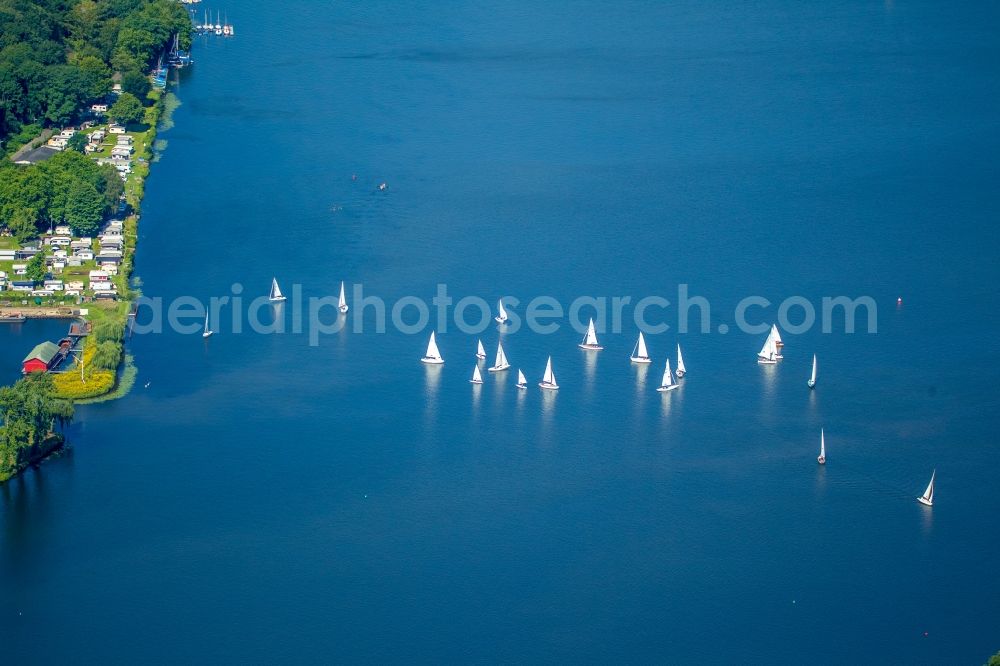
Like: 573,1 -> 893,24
770,324 -> 784,359
515,369 -> 527,389
538,356 -> 559,390
757,333 -> 777,364
488,341 -> 510,372
630,332 -> 651,363
470,365 -> 483,384
917,469 -> 935,506
269,277 -> 286,302
214,11 -> 222,35
807,354 -> 817,388
771,323 -> 784,347
201,311 -> 213,338
338,281 -> 349,314
420,331 -> 444,364
495,299 -> 509,324
656,359 -> 678,392
675,343 -> 687,378
222,13 -> 231,36
817,429 -> 826,464
475,339 -> 486,360
578,318 -> 603,350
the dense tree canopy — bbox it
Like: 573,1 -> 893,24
25,250 -> 46,282
0,0 -> 191,148
0,151 -> 121,239
109,91 -> 142,124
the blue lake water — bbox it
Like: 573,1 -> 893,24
3,1 -> 999,662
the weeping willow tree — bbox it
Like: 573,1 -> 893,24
0,373 -> 74,481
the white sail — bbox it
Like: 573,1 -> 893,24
809,354 -> 817,386
631,332 -> 650,362
676,343 -> 686,376
771,323 -> 783,346
539,356 -> 558,389
471,365 -> 483,384
578,317 -> 603,350
476,339 -> 486,359
338,281 -> 348,312
489,342 -> 510,372
819,429 -> 826,462
269,277 -> 284,301
657,359 -> 676,391
489,341 -> 510,371
422,331 -> 443,363
919,469 -> 935,505
516,369 -> 527,388
758,335 -> 776,361
495,299 -> 508,323
202,311 -> 212,338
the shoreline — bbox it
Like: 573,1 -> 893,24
2,88 -> 176,402
0,307 -> 84,319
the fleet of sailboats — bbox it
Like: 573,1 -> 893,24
420,331 -> 444,364
578,318 -> 603,350
630,332 -> 651,363
194,293 -> 936,505
488,341 -> 510,372
268,277 -> 286,303
409,320 -> 936,506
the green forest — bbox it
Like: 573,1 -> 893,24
0,0 -> 192,146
